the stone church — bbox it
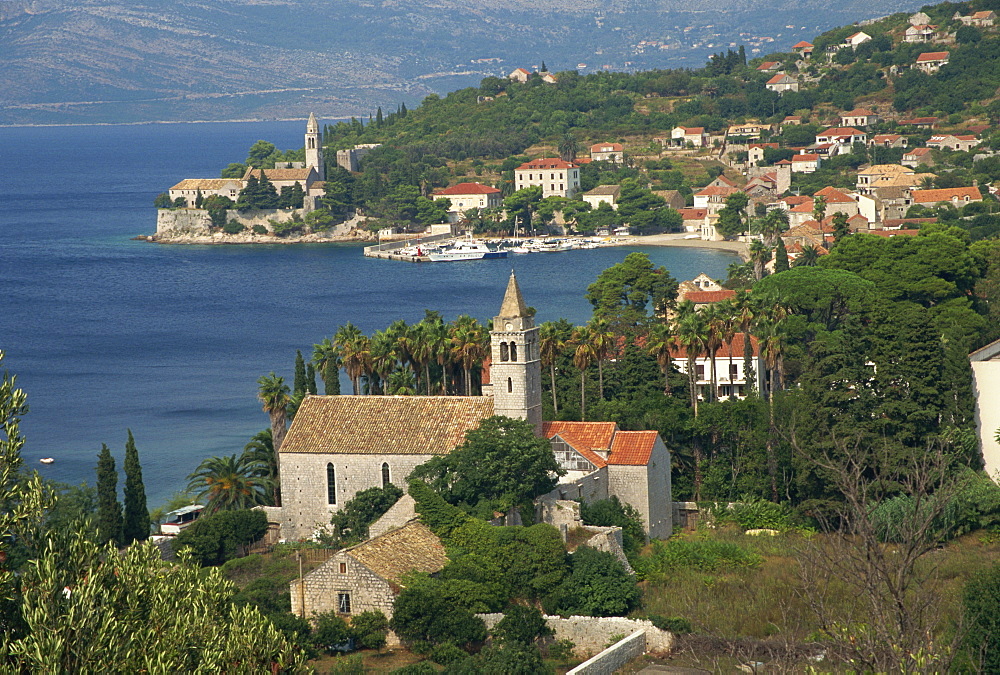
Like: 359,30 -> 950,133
268,273 -> 672,540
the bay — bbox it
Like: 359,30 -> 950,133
0,121 -> 738,507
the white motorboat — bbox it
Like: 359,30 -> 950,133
427,239 -> 508,261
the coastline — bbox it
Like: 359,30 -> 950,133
611,233 -> 748,258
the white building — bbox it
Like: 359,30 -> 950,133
514,158 -> 581,198
671,334 -> 767,401
765,73 -> 799,93
582,185 -> 621,210
971,338 -> 1000,483
431,182 -> 502,220
591,142 -> 625,162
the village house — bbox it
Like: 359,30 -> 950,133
336,144 -> 381,172
869,134 -> 907,149
431,182 -> 502,221
290,519 -> 448,635
678,207 -> 709,233
842,31 -> 872,49
909,11 -> 932,25
671,334 -> 767,401
267,274 -> 673,542
667,126 -> 709,148
168,179 -> 242,207
591,142 -> 625,162
743,172 -> 779,197
582,185 -> 621,210
855,164 -> 917,195
791,153 -> 821,173
756,61 -> 782,72
899,117 -> 938,130
927,134 -> 981,152
873,186 -> 915,221
782,115 -> 803,126
915,51 -> 949,73
840,108 -> 880,128
747,143 -> 778,166
653,189 -> 686,210
540,72 -> 558,84
958,10 -> 997,26
792,41 -> 814,58
765,73 -> 799,93
727,123 -> 768,141
910,186 -> 983,208
508,67 -> 531,82
692,185 -> 738,213
814,126 -> 868,154
514,158 -> 581,198
902,147 -> 935,167
904,24 -> 938,43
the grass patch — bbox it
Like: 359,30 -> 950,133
642,532 -> 762,575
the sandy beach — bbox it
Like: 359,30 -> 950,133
612,233 -> 748,258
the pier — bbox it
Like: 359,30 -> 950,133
362,232 -> 452,262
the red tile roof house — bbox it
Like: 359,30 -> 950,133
840,109 -> 880,128
910,186 -> 982,208
678,207 -> 709,233
670,334 -> 768,401
431,182 -> 503,219
926,134 -> 981,152
792,41 -> 814,57
508,67 -> 532,83
898,117 -> 938,129
791,153 -> 821,173
766,73 -> 799,93
915,51 -> 950,73
756,61 -> 782,72
815,127 -> 868,154
870,134 -> 907,149
904,24 -> 938,43
590,142 -> 626,162
514,158 -> 581,198
902,147 -> 935,167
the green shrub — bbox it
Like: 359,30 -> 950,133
644,536 -> 762,574
429,642 -> 468,665
350,610 -> 389,650
252,224 -> 268,235
492,605 -> 553,645
546,546 -> 640,617
326,484 -> 403,547
314,611 -> 352,653
223,219 -> 245,234
546,638 -> 575,661
643,614 -> 693,634
389,663 -> 437,675
964,564 -> 1000,673
323,653 -> 364,674
172,509 -> 268,566
580,496 -> 645,555
709,498 -> 793,531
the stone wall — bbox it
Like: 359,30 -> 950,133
541,466 -> 609,506
368,494 -> 417,539
156,208 -> 309,237
580,526 -> 633,574
538,499 -> 582,534
278,452 -> 436,540
477,614 -> 674,657
291,552 -> 396,622
568,630 -> 646,675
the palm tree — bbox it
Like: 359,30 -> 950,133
243,429 -> 276,486
187,454 -> 274,514
646,322 -> 676,395
334,322 -> 369,395
256,373 -> 290,505
812,195 -> 827,223
450,315 -> 487,395
416,313 -> 448,395
369,330 -> 398,394
749,240 -> 772,281
312,337 -> 341,395
570,328 -> 597,421
676,311 -> 708,417
702,304 -> 727,403
387,368 -> 417,395
793,244 -> 821,267
733,290 -> 757,396
587,317 -> 615,401
752,208 -> 789,247
539,321 -> 564,413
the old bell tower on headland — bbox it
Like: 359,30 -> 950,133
490,271 -> 543,435
305,112 -> 324,180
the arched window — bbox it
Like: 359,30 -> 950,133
507,377 -> 513,393
381,462 -> 391,487
500,342 -> 509,362
510,342 -> 518,362
327,463 -> 336,505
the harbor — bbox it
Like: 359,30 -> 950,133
363,233 -> 628,262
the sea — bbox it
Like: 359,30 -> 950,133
0,121 -> 738,508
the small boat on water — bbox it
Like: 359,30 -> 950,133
40,458 -> 54,464
427,239 -> 508,262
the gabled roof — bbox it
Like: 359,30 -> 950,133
591,142 -> 624,152
815,186 -> 855,203
904,147 -> 932,156
584,185 -> 622,197
432,182 -> 501,196
678,208 -> 708,219
817,127 -> 866,137
243,167 -> 315,182
911,186 -> 982,202
766,73 -> 795,85
792,154 -> 819,161
682,126 -> 705,134
843,108 -> 875,117
792,41 -> 813,49
543,421 -> 617,456
346,520 -> 448,584
916,51 -> 949,62
280,395 -> 494,455
756,61 -> 781,71
695,185 -> 738,197
551,432 -> 607,469
686,289 -> 736,304
609,431 -> 659,466
671,333 -> 760,359
517,158 -> 577,170
169,178 -> 241,191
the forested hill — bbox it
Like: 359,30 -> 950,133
0,0 -> 927,125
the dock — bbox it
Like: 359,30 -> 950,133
362,231 -> 453,262
364,250 -> 430,262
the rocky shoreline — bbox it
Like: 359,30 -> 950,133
136,230 -> 377,245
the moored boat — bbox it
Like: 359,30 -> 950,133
427,239 -> 508,261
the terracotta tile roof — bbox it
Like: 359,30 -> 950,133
280,395 -> 494,455
542,421 -> 617,456
911,186 -> 982,203
792,41 -> 813,48
432,182 -> 500,196
818,127 -> 865,137
789,202 -> 814,213
347,520 -> 448,583
169,178 -> 241,191
767,73 -> 795,85
678,208 -> 708,219
671,333 -> 760,359
244,168 -> 314,182
917,51 -> 949,62
682,127 -> 705,134
686,289 -> 736,304
972,10 -> 995,19
905,147 -> 932,156
695,185 -> 738,196
591,142 -> 625,152
608,431 -> 659,466
792,154 -> 819,161
872,134 -> 902,142
844,108 -> 875,116
757,61 -> 780,70
517,158 -> 577,170
816,186 -> 855,203
551,432 -> 607,469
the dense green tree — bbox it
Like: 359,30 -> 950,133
122,429 -> 149,544
220,162 -> 247,178
964,562 -> 1000,672
95,444 -> 123,547
293,350 -> 307,396
390,576 -> 488,647
246,140 -> 278,168
491,605 -> 553,646
350,610 -> 389,650
173,509 -> 268,566
547,546 -> 639,617
504,186 -> 543,234
328,484 -> 404,546
153,192 -> 173,208
410,416 -> 562,512
585,252 -> 678,332
580,496 -> 645,555
773,237 -> 790,272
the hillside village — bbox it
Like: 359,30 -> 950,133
12,1 -> 1000,672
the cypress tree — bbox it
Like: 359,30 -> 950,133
376,107 -> 383,127
774,238 -> 790,272
96,444 -> 124,547
123,429 -> 150,544
306,363 -> 318,395
294,350 -> 307,395
257,172 -> 280,209
324,365 -> 341,395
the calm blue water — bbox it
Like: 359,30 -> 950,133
0,121 -> 737,507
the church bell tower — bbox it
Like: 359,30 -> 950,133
305,112 -> 324,180
490,271 -> 543,435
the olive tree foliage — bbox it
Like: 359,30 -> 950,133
3,538 -> 306,672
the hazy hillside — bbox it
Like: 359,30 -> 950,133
0,0 -> 929,125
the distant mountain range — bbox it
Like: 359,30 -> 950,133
0,0 -> 928,125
